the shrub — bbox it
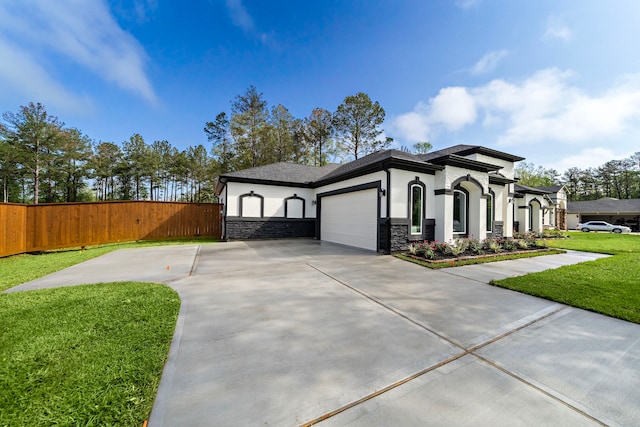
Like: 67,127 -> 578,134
484,238 -> 502,253
432,241 -> 450,255
467,238 -> 483,254
502,238 -> 516,251
423,245 -> 436,259
516,238 -> 529,249
449,239 -> 468,256
408,242 -> 418,255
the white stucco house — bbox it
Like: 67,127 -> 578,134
214,144 -> 553,253
512,184 -> 566,232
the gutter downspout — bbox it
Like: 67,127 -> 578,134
385,168 -> 391,254
223,182 -> 228,241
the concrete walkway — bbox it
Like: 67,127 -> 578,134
7,240 -> 639,426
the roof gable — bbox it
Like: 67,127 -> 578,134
419,144 -> 525,162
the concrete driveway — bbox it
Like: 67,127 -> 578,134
8,240 -> 639,426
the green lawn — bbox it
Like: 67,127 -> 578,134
0,239 -> 207,425
0,282 -> 180,426
491,232 -> 640,323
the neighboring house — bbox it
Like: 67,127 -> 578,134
513,184 -> 569,231
214,144 -> 553,253
567,198 -> 640,231
512,184 -> 555,233
536,185 -> 569,230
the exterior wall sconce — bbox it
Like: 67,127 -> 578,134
249,190 -> 255,196
379,189 -> 386,197
311,199 -> 317,206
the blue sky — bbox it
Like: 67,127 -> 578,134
1,0 -> 639,172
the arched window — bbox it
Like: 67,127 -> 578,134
410,184 -> 423,234
453,189 -> 467,234
486,191 -> 494,232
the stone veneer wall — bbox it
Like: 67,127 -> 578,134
390,219 -> 435,252
490,221 -> 504,238
225,217 -> 316,240
378,219 -> 389,253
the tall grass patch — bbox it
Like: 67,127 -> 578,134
0,282 -> 180,426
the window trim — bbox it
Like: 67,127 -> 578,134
410,184 -> 423,235
453,188 -> 468,235
486,190 -> 494,232
238,191 -> 264,218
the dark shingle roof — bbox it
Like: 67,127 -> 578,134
221,162 -> 341,185
215,145 -> 523,194
567,198 -> 640,214
536,185 -> 565,193
318,149 -> 427,182
417,144 -> 476,161
418,144 -> 525,162
514,183 -> 551,195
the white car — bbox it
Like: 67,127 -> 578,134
577,221 -> 631,233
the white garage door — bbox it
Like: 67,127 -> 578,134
320,189 -> 378,251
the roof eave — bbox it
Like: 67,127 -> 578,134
314,157 -> 444,187
218,175 -> 314,189
430,154 -> 503,172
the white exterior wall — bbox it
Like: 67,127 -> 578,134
557,189 -> 568,209
515,194 -> 551,232
435,166 -> 490,242
465,154 -> 515,179
435,166 -> 489,191
434,193 -> 453,242
388,169 -> 435,219
489,183 -> 514,237
226,182 -> 315,218
567,213 -> 581,229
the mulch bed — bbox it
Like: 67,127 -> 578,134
404,248 -> 557,264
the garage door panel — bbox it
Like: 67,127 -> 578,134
321,189 -> 378,251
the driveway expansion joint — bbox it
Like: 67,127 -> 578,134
304,263 -> 602,426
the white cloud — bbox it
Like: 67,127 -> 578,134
390,87 -> 476,142
548,147 -> 626,172
0,38 -> 93,114
470,50 -> 509,75
225,0 -> 273,46
0,0 -> 157,108
391,68 -> 640,155
543,16 -> 573,42
393,107 -> 431,143
429,87 -> 477,131
225,0 -> 256,32
456,0 -> 481,10
474,68 -> 640,146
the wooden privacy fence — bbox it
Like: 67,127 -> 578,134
0,201 -> 223,257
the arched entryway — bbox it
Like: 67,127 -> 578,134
451,176 -> 486,240
529,199 -> 542,232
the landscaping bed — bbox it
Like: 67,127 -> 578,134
404,247 -> 559,264
401,232 -> 566,267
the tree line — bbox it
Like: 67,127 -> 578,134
4,86 -> 636,205
516,153 -> 640,201
0,87 -> 395,204
0,102 -> 218,204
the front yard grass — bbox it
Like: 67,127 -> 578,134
0,282 -> 180,426
491,233 -> 640,324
